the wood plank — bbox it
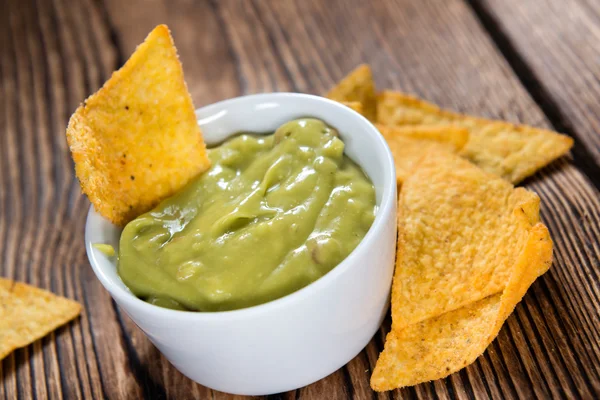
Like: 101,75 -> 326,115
473,0 -> 600,174
101,0 -> 241,105
1,0 -> 141,398
0,0 -> 598,398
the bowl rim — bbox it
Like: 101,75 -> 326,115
85,92 -> 396,321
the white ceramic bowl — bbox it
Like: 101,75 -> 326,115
85,93 -> 397,395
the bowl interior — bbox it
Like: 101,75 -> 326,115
85,93 -> 395,312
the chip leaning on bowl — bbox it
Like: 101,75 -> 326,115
66,24 -> 211,227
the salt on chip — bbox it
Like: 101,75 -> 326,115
376,124 -> 469,184
392,151 -> 541,329
370,151 -> 552,390
326,65 -> 377,121
371,223 -> 552,390
377,90 -> 573,183
66,25 -> 210,227
0,278 -> 82,360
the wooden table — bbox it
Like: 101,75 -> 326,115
1,0 -> 599,398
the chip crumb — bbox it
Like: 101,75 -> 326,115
93,243 -> 116,257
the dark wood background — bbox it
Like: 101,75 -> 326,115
1,0 -> 599,398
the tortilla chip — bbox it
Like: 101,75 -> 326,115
371,223 -> 552,390
0,278 -> 82,360
391,151 -> 541,329
370,151 -> 552,390
66,25 -> 210,227
339,101 -> 364,116
377,91 -> 573,183
376,124 -> 469,184
326,65 -> 377,121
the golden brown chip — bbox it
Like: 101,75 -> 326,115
339,101 -> 364,116
391,151 -> 541,329
66,25 -> 210,227
326,65 -> 377,121
371,223 -> 552,390
370,151 -> 552,390
377,90 -> 573,183
376,124 -> 469,184
0,278 -> 82,360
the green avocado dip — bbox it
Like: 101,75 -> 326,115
117,118 -> 376,311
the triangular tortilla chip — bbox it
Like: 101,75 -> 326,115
0,278 -> 82,360
339,101 -> 364,117
326,65 -> 377,121
376,124 -> 469,184
391,151 -> 542,329
377,90 -> 573,183
370,151 -> 552,390
371,223 -> 551,390
66,25 -> 210,226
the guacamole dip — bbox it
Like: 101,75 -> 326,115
118,118 -> 376,311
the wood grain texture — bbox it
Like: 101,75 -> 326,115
473,0 -> 600,176
0,0 -> 598,398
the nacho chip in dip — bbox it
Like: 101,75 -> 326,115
66,25 -> 210,227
